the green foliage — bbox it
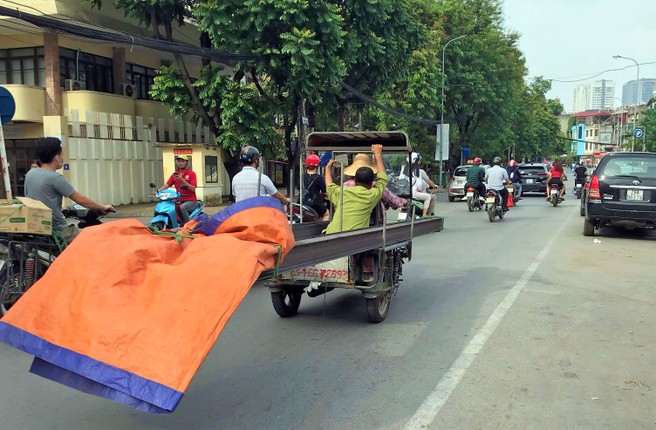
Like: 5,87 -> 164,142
640,108 -> 656,152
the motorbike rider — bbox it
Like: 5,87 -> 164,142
506,159 -> 523,199
232,145 -> 290,205
574,163 -> 587,189
25,137 -> 115,244
403,152 -> 435,216
154,155 -> 200,224
485,156 -> 512,213
546,159 -> 567,201
303,154 -> 329,221
464,157 -> 487,202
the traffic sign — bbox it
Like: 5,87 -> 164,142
632,127 -> 645,139
0,86 -> 16,125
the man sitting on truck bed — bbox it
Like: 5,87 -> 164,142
323,144 -> 387,234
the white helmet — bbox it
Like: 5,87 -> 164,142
408,152 -> 420,164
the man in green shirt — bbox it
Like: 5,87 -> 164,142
464,157 -> 486,200
324,144 -> 388,234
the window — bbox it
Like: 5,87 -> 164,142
205,156 -> 218,183
59,48 -> 113,93
0,47 -> 45,86
126,63 -> 157,99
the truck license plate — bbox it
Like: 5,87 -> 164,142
626,189 -> 643,201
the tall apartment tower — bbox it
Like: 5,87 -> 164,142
622,78 -> 656,106
572,80 -> 615,112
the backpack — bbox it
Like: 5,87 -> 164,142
302,175 -> 319,207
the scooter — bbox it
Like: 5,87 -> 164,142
549,184 -> 562,207
484,189 -> 506,222
149,183 -> 204,230
466,186 -> 484,212
573,179 -> 585,199
288,203 -> 320,223
61,204 -> 107,228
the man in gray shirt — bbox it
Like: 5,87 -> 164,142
25,137 -> 114,243
485,156 -> 512,213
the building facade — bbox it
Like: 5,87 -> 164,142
621,78 -> 656,106
0,0 -> 230,204
572,80 -> 615,113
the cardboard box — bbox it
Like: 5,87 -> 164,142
0,197 -> 52,235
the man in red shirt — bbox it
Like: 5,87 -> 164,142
155,155 -> 200,223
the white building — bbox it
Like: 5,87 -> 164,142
572,80 -> 615,113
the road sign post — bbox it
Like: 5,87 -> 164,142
0,86 -> 17,201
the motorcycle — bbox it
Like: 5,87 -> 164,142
549,184 -> 562,207
61,204 -> 106,229
466,186 -> 484,212
1,206 -> 109,315
149,183 -> 204,230
573,179 -> 585,199
484,189 -> 506,222
288,203 -> 321,223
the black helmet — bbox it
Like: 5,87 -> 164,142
240,146 -> 260,164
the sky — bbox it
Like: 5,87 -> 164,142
502,0 -> 656,113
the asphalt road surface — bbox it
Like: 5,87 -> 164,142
1,191 -> 654,429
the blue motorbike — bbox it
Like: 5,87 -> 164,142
149,183 -> 204,231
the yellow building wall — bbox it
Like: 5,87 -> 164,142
63,91 -> 136,117
2,86 -> 47,122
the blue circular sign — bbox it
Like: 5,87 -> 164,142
0,86 -> 16,125
632,127 -> 644,139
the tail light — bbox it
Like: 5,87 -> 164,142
449,188 -> 455,193
467,186 -> 474,191
537,172 -> 548,177
487,191 -> 495,197
588,175 -> 601,199
449,177 -> 454,183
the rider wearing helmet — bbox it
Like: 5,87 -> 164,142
464,157 -> 487,202
232,145 -> 290,205
302,154 -> 329,221
506,159 -> 523,199
154,154 -> 200,224
485,156 -> 512,212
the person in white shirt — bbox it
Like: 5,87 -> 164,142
484,156 -> 512,212
231,146 -> 290,205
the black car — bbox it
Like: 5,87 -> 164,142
517,163 -> 549,194
583,152 -> 656,236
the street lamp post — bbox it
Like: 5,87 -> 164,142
436,34 -> 466,187
613,55 -> 640,151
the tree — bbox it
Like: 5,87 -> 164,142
640,107 -> 656,152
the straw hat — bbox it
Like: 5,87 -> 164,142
343,153 -> 378,176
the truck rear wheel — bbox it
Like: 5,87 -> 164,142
271,288 -> 302,317
365,293 -> 390,323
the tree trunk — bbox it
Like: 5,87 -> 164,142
337,104 -> 346,131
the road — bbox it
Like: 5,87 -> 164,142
1,192 -> 654,429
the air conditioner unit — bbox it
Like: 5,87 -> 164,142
64,79 -> 86,91
120,83 -> 137,99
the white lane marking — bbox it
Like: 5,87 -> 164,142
404,213 -> 571,429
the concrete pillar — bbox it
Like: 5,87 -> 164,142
43,116 -> 70,183
113,47 -> 126,94
44,31 -> 62,116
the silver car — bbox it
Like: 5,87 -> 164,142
448,164 -> 491,202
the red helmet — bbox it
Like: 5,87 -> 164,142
305,154 -> 320,167
473,157 -> 482,165
509,159 -> 517,167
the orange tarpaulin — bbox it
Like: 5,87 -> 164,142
0,197 -> 294,413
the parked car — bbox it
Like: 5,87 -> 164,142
583,152 -> 656,236
517,163 -> 549,195
447,164 -> 491,202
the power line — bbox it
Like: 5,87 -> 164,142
0,5 -> 260,63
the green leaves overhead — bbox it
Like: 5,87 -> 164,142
98,0 -> 566,165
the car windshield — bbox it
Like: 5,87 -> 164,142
601,157 -> 656,179
519,166 -> 546,175
453,167 -> 469,177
